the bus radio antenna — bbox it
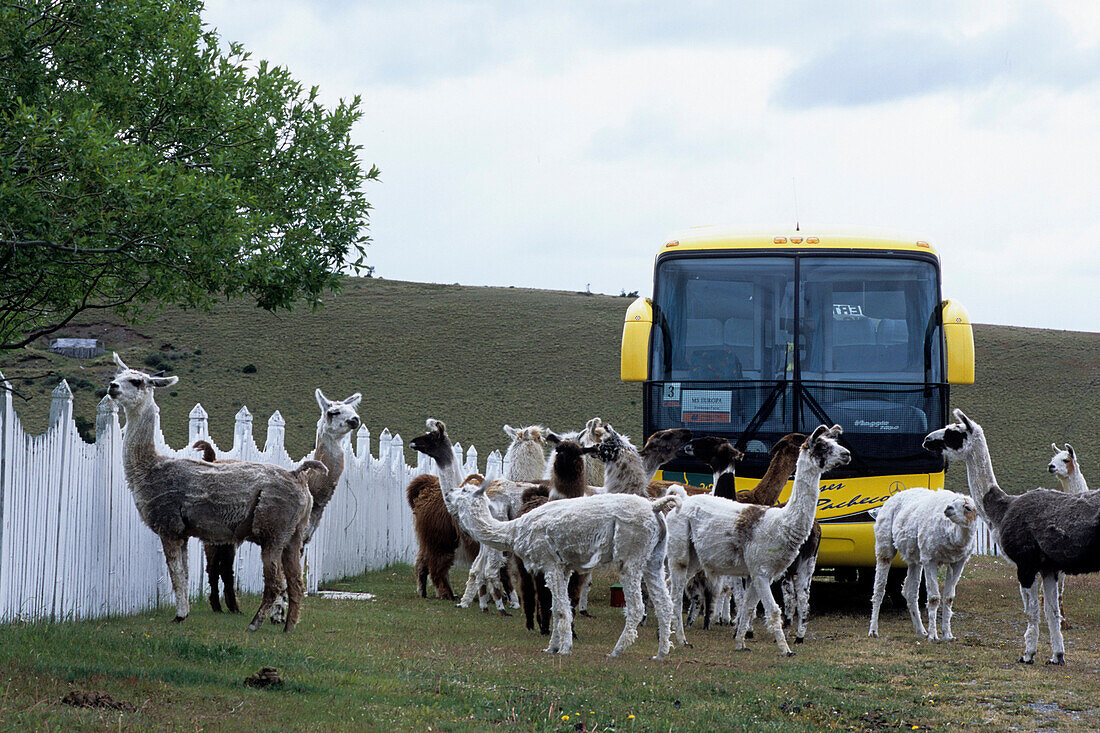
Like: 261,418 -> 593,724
792,177 -> 800,232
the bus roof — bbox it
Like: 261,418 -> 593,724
656,227 -> 939,257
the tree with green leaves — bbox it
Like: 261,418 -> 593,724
0,0 -> 378,351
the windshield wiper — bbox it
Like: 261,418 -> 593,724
734,379 -> 787,454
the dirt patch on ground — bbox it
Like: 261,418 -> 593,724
61,689 -> 136,712
244,667 -> 284,689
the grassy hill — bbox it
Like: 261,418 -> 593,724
1,277 -> 1097,494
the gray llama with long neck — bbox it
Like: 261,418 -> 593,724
923,409 -> 1100,665
202,389 -> 361,618
108,353 -> 323,632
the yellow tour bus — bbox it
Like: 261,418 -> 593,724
621,228 -> 975,579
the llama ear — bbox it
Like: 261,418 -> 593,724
150,375 -> 178,388
344,393 -> 362,409
732,447 -> 745,461
1066,444 -> 1075,460
953,409 -> 974,431
503,425 -> 519,440
546,431 -> 562,445
112,352 -> 129,371
1052,442 -> 1060,454
807,425 -> 828,445
828,424 -> 843,436
586,417 -> 602,431
316,389 -> 331,410
581,444 -> 600,455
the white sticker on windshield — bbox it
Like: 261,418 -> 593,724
662,383 -> 681,406
681,390 -> 731,424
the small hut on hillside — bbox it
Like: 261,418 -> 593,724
49,338 -> 104,359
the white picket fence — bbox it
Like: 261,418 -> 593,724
0,374 -> 1001,624
0,375 -> 512,623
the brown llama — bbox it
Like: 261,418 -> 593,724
407,473 -> 482,600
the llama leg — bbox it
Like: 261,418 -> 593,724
1057,572 -> 1070,630
428,551 -> 456,600
644,555 -> 674,660
219,545 -> 241,614
282,537 -> 305,633
204,544 -> 222,613
1041,573 -> 1066,665
940,559 -> 966,641
1017,575 -> 1041,664
577,575 -> 593,617
792,553 -> 816,643
457,550 -> 482,608
921,561 -> 943,641
161,537 -> 190,622
609,569 -> 644,658
414,552 -> 429,597
902,564 -> 927,637
780,575 -> 795,629
733,580 -> 759,651
668,564 -> 692,648
536,573 -> 553,635
868,556 -> 892,637
501,561 -> 520,610
751,573 -> 793,656
248,546 -> 282,631
544,567 -> 572,654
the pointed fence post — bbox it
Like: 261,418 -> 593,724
356,425 -> 371,461
485,450 -> 503,482
465,445 -> 478,475
390,433 -> 404,472
49,380 -> 73,430
232,406 -> 254,460
188,404 -> 208,444
265,411 -> 286,456
378,428 -> 392,465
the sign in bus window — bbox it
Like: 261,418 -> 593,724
681,390 -> 732,424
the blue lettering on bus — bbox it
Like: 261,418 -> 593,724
818,493 -> 893,511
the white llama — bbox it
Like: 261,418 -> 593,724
412,420 -> 678,658
1046,442 -> 1089,629
867,488 -> 978,641
457,424 -> 547,612
666,425 -> 850,656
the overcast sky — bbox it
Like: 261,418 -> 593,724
204,1 -> 1099,332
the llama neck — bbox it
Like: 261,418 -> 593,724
313,429 -> 347,485
434,449 -> 463,496
961,436 -> 1011,526
505,444 -> 545,483
944,520 -> 975,552
463,496 -> 517,551
605,447 -> 648,494
711,469 -> 737,501
121,401 -> 159,475
1056,469 -> 1089,494
748,450 -> 798,505
778,452 -> 824,529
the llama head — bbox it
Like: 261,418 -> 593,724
593,425 -> 628,464
549,439 -> 598,483
685,436 -> 742,475
579,417 -> 607,447
107,352 -> 179,412
640,428 -> 694,465
770,432 -> 808,458
922,409 -> 984,461
315,389 -> 362,442
503,424 -> 547,447
943,496 -> 978,527
1048,443 -> 1077,478
802,424 -> 850,471
410,419 -> 452,464
443,473 -> 490,518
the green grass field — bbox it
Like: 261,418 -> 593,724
0,559 -> 1097,731
1,277 -> 1097,495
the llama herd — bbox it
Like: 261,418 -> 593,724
105,355 -> 1097,669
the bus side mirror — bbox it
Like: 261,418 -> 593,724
621,297 -> 653,382
942,299 -> 974,385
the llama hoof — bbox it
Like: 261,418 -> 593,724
794,637 -> 804,645
942,634 -> 956,642
481,607 -> 491,614
1017,655 -> 1034,665
172,615 -> 186,624
1060,621 -> 1072,631
1046,654 -> 1065,666
784,650 -> 796,657
247,623 -> 259,632
578,610 -> 593,618
744,630 -> 754,639
498,609 -> 512,617
868,631 -> 879,638
650,653 -> 668,661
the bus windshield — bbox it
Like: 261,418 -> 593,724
652,255 -> 942,383
648,253 -> 945,477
